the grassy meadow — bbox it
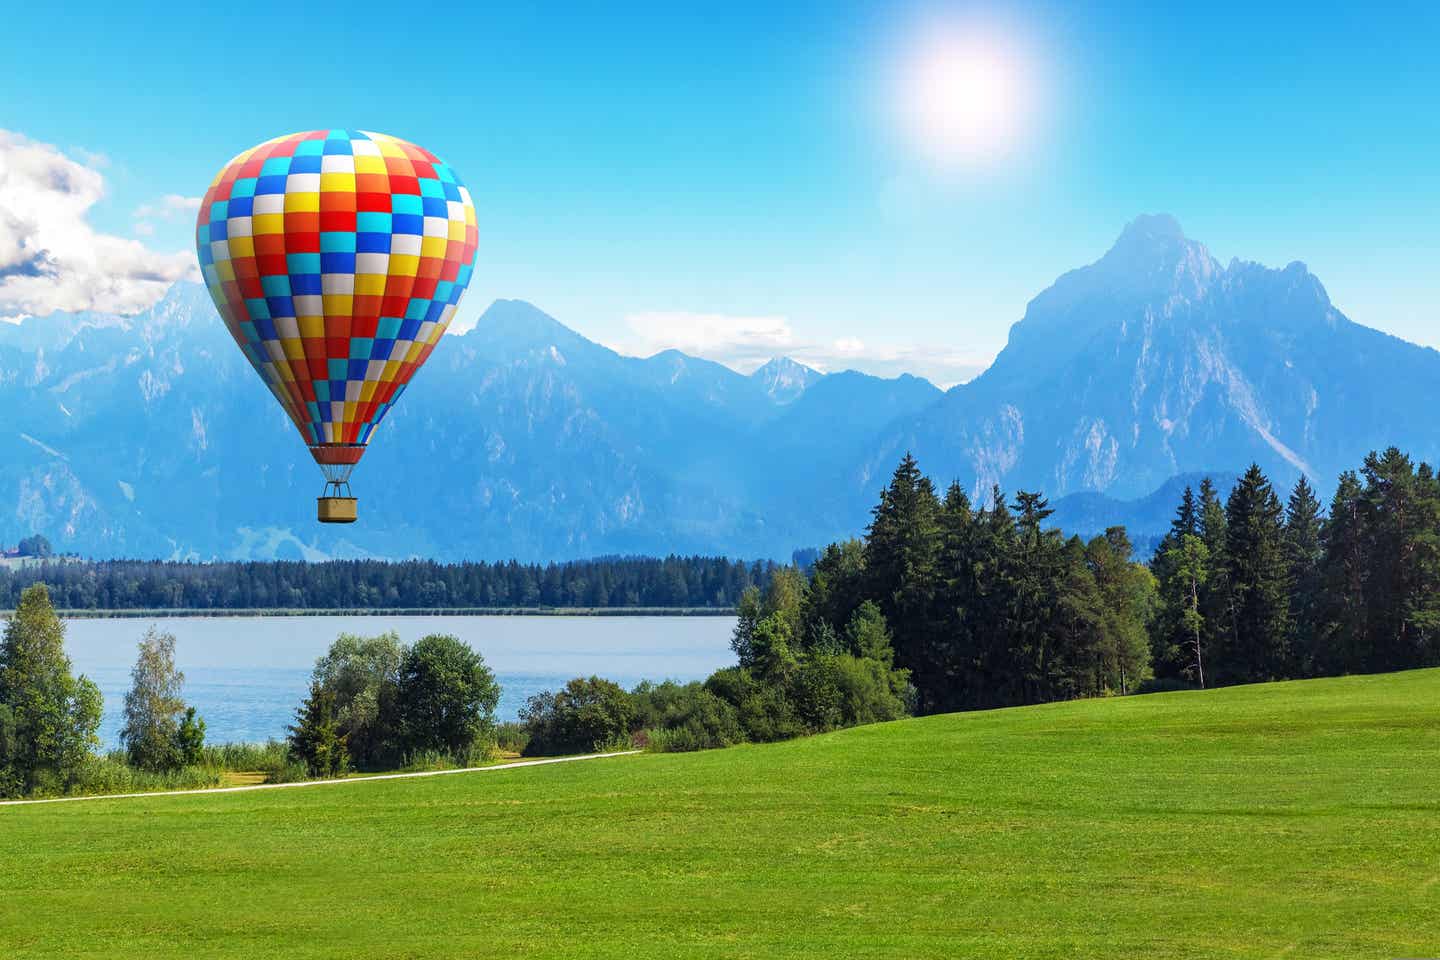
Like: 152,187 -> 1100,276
3,669 -> 1438,958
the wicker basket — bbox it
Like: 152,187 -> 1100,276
317,497 -> 358,524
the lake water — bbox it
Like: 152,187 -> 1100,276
62,615 -> 738,748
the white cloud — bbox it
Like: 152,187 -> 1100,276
613,310 -> 991,388
619,310 -> 796,370
133,193 -> 201,222
0,129 -> 197,318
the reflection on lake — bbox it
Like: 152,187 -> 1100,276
63,615 -> 738,747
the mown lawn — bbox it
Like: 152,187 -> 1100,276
3,670 -> 1438,958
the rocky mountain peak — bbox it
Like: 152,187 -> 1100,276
751,356 -> 822,404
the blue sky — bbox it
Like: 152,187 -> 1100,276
1,1 -> 1436,384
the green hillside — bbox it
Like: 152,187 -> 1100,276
4,670 -> 1439,958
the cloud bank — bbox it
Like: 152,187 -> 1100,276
614,310 -> 990,387
0,129 -> 196,319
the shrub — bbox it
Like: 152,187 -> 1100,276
175,708 -> 206,766
631,680 -> 743,752
198,740 -> 288,772
796,655 -> 909,732
72,753 -> 220,796
494,722 -> 530,755
399,748 -> 456,773
262,757 -> 311,784
521,676 -> 635,756
288,681 -> 350,779
705,667 -> 803,743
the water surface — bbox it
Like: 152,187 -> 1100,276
63,615 -> 738,747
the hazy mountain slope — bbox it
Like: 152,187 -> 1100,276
0,291 -> 935,560
865,215 -> 1440,502
4,215 -> 1437,562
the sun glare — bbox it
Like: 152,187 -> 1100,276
897,27 -> 1036,166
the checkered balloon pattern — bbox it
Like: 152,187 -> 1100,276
195,129 -> 478,470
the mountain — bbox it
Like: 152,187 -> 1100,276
4,215 -> 1438,562
863,214 -> 1440,502
0,290 -> 939,561
751,357 -> 822,404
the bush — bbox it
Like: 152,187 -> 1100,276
197,740 -> 288,772
1135,677 -> 1199,695
175,708 -> 206,766
494,722 -> 530,755
262,757 -> 311,784
72,753 -> 220,796
399,748 -> 456,773
705,667 -> 804,743
632,680 -> 743,752
521,676 -> 635,756
797,655 -> 910,732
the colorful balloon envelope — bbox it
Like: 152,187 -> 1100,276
195,129 -> 478,523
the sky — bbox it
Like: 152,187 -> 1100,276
0,1 -> 1436,386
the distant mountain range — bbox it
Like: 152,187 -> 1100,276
3,215 -> 1437,562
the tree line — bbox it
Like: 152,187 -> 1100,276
0,555 -> 774,611
515,447 -> 1440,756
1151,449 -> 1440,687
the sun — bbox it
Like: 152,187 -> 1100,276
896,28 -> 1036,166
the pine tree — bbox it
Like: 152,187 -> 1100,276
1357,449 -> 1440,670
1220,465 -> 1292,683
288,681 -> 349,779
1283,477 -> 1325,675
1150,485 -> 1203,682
930,481 -> 978,712
1197,478 -> 1234,680
864,454 -> 942,710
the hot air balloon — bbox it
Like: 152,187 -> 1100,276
195,130 -> 478,523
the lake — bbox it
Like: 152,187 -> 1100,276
62,615 -> 739,748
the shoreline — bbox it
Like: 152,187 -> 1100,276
6,606 -> 738,620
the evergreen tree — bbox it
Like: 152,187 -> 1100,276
1220,465 -> 1292,683
801,540 -> 867,647
1197,477 -> 1234,680
1357,449 -> 1440,670
288,681 -> 349,778
1283,476 -> 1325,675
1004,491 -> 1067,703
1316,471 -> 1369,673
1150,485 -> 1201,681
864,454 -> 942,709
175,707 -> 206,766
930,481 -> 978,712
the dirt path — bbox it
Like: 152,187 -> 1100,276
0,750 -> 641,808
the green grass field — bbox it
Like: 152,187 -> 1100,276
3,670 -> 1438,958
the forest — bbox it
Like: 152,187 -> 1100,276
0,555 -> 774,611
511,446 -> 1440,756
